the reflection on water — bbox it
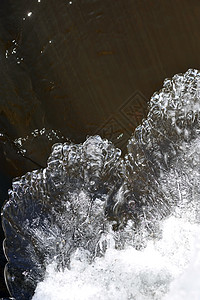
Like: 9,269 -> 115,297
2,69 -> 200,299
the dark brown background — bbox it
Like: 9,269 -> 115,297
1,0 -> 200,297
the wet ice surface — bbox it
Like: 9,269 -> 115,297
3,69 -> 200,299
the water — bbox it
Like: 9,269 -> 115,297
32,216 -> 200,300
2,69 -> 200,299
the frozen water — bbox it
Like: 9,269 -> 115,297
2,69 -> 200,299
2,135 -> 124,299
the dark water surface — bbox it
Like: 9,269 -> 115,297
1,0 -> 200,297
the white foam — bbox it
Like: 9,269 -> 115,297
33,216 -> 200,300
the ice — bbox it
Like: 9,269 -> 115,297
2,69 -> 200,299
2,135 -> 124,299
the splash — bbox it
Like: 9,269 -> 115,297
32,216 -> 200,300
2,69 -> 200,299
